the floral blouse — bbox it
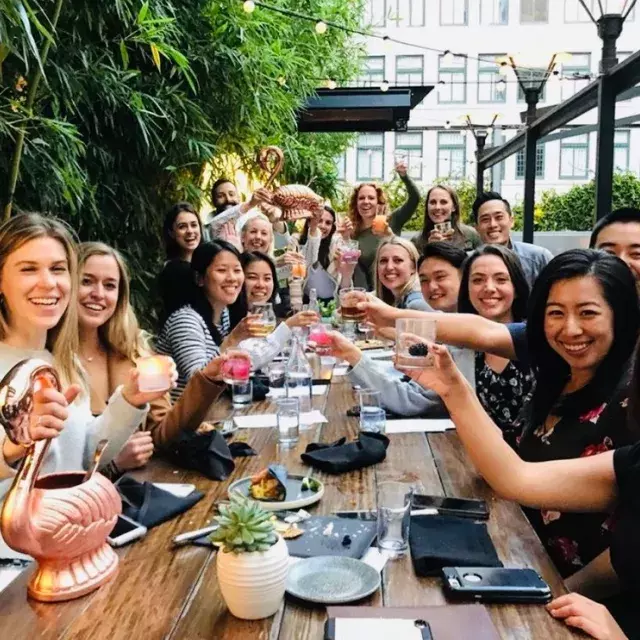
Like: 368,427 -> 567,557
517,384 -> 634,578
475,353 -> 535,449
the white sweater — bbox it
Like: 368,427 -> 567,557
0,344 -> 148,559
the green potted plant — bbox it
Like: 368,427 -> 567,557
211,493 -> 289,620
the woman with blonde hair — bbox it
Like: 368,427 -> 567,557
374,236 -> 432,311
347,161 -> 420,290
0,214 -> 170,560
77,242 -> 241,475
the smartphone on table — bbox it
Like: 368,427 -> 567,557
107,514 -> 147,548
441,567 -> 552,603
412,494 -> 489,520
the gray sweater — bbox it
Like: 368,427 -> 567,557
348,346 -> 475,418
510,240 -> 553,288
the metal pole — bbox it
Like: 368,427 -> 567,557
597,15 -> 623,74
522,89 -> 540,244
595,74 -> 616,220
475,132 -> 487,197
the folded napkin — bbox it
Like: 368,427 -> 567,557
115,476 -> 204,529
409,515 -> 503,576
301,432 -> 390,474
162,430 -> 256,480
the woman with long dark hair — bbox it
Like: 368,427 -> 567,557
457,245 -> 533,447
156,240 -> 254,399
157,202 -> 203,324
412,185 -> 481,254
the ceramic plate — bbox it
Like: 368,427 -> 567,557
227,474 -> 324,511
286,556 -> 380,604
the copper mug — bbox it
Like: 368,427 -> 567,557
0,359 -> 120,602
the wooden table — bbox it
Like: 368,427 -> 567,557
0,367 -> 579,639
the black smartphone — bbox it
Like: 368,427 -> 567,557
412,494 -> 489,520
441,567 -> 552,604
334,510 -> 377,521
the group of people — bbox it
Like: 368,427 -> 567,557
0,163 -> 639,639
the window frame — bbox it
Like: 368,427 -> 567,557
437,131 -> 467,178
520,0 -> 549,23
440,0 -> 469,25
559,132 -> 590,180
365,0 -> 387,27
438,54 -> 467,104
357,133 -> 385,181
477,54 -> 508,103
480,0 -> 509,24
515,144 -> 546,179
614,130 -> 631,172
390,0 -> 426,26
561,52 -> 592,100
396,55 -> 424,86
360,56 -> 386,87
395,132 -> 424,180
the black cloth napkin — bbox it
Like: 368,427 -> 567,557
301,432 -> 389,474
115,476 -> 204,529
162,430 -> 256,480
409,515 -> 503,576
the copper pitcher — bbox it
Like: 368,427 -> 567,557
0,359 -> 120,602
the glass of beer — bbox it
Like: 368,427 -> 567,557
248,302 -> 276,338
339,287 -> 367,322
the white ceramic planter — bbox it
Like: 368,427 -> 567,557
216,535 -> 290,620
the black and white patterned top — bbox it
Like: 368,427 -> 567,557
475,352 -> 535,449
155,305 -> 220,400
216,307 -> 230,340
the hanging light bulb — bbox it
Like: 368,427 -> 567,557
444,120 -> 451,130
380,80 -> 389,92
443,50 -> 455,65
315,21 -> 328,34
277,76 -> 286,86
436,80 -> 446,95
243,0 -> 256,13
326,79 -> 337,90
548,69 -> 561,85
382,36 -> 392,53
498,61 -> 511,76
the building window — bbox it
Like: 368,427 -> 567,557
614,130 -> 630,171
357,133 -> 385,180
516,145 -> 545,179
365,0 -> 387,27
564,0 -> 594,22
336,153 -> 346,181
438,54 -> 467,103
359,56 -> 385,87
437,132 -> 466,178
481,0 -> 509,24
517,69 -> 547,102
478,54 -> 507,103
396,55 -> 424,85
390,0 -> 426,26
440,0 -> 468,25
395,132 -> 423,180
520,0 -> 548,22
561,53 -> 592,100
560,133 -> 590,179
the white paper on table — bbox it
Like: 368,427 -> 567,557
333,364 -> 350,377
365,349 -> 395,360
267,385 -> 328,398
334,619 -> 423,639
385,419 -> 455,434
233,410 -> 327,429
289,548 -> 388,573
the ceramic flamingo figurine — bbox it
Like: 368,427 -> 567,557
257,146 -> 323,222
0,359 -> 120,602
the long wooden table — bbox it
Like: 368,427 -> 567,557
0,368 -> 579,639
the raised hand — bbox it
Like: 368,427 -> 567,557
547,594 -> 628,640
286,309 -> 320,329
337,217 -> 354,240
394,160 -> 408,177
29,384 -> 82,442
249,187 -> 273,208
357,294 -> 401,328
203,349 -> 252,382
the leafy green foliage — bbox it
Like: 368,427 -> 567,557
0,0 -> 365,325
211,493 -> 277,554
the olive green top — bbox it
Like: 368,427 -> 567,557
353,174 -> 421,290
412,223 -> 482,255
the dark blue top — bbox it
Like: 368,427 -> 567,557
506,322 -> 529,366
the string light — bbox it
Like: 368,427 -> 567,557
325,79 -> 337,89
277,76 -> 286,85
243,0 -> 255,13
315,20 -> 327,34
444,120 -> 451,129
442,50 -> 455,65
380,80 -> 389,92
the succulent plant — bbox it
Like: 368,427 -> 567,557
210,493 -> 278,554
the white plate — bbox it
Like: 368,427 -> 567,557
228,474 -> 324,511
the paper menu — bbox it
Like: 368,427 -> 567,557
267,385 -> 328,398
385,419 -> 455,434
233,410 -> 328,429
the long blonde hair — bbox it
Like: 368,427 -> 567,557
0,213 -> 83,387
77,242 -> 151,361
374,236 -> 421,306
239,213 -> 275,256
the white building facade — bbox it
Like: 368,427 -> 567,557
339,0 -> 640,206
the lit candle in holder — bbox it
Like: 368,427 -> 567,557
137,356 -> 172,392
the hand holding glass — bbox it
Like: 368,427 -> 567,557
395,318 -> 436,369
248,303 -> 276,337
221,351 -> 252,384
137,356 -> 172,392
339,287 -> 367,321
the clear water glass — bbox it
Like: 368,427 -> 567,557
231,379 -> 252,407
267,362 -> 286,389
377,481 -> 414,559
277,397 -> 299,447
359,389 -> 382,409
360,407 -> 386,434
395,318 -> 436,369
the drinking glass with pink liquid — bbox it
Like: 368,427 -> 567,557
221,351 -> 252,384
308,323 -> 333,356
341,240 -> 360,265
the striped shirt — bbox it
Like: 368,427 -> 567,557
155,305 -> 220,400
